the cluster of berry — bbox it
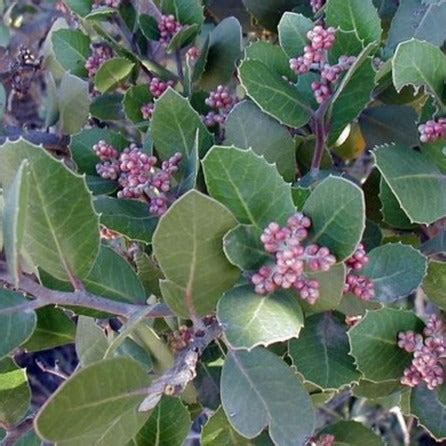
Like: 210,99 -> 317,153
158,14 -> 183,46
310,0 -> 325,13
289,25 -> 355,103
307,434 -> 335,446
140,77 -> 175,120
343,243 -> 375,301
94,140 -> 182,216
398,315 -> 445,390
85,44 -> 113,78
93,0 -> 120,8
203,85 -> 238,127
418,118 -> 446,143
251,213 -> 336,304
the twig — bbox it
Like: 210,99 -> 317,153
36,359 -> 69,381
138,319 -> 222,411
175,49 -> 184,80
0,127 -> 69,154
1,417 -> 34,446
0,261 -> 173,319
310,99 -> 331,177
391,407 -> 410,446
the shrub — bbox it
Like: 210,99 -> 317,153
0,0 -> 446,444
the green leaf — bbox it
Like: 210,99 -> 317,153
353,378 -> 401,399
239,59 -> 311,128
289,313 -> 360,391
83,245 -> 146,306
35,357 -> 150,442
349,308 -> 423,382
135,252 -> 164,296
0,358 -> 31,425
223,224 -> 269,271
161,0 -> 204,25
0,139 -> 100,281
328,44 -> 376,146
139,14 -> 160,41
94,57 -> 135,94
123,84 -> 152,125
203,146 -> 295,228
242,0 -> 308,31
359,105 -> 419,148
386,0 -> 446,54
411,384 -> 446,441
3,160 -> 31,287
422,139 -> 446,173
94,196 -> 158,244
52,29 -> 90,77
84,6 -> 116,21
133,396 -> 191,446
202,406 -> 252,446
423,260 -> 446,310
153,190 -> 240,318
223,101 -> 296,181
58,407 -> 148,446
329,30 -> 364,62
65,0 -> 92,17
278,12 -> 313,59
362,243 -> 427,303
326,0 -> 382,46
70,128 -> 128,175
303,176 -> 365,261
23,307 -> 76,352
75,316 -> 108,366
152,88 -> 214,158
58,72 -> 91,135
167,24 -> 199,53
0,289 -> 37,359
392,39 -> 446,107
86,175 -> 118,195
300,264 -> 346,314
373,144 -> 446,224
221,347 -> 315,445
322,420 -> 384,445
218,285 -> 304,350
244,41 -> 296,81
90,93 -> 125,121
379,177 -> 417,229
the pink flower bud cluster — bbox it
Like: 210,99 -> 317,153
398,315 -> 446,390
289,25 -> 356,104
310,0 -> 325,13
186,46 -> 201,61
85,44 -> 113,78
343,243 -> 374,301
203,85 -> 238,127
158,14 -> 183,46
140,103 -> 155,120
93,140 -> 119,161
289,25 -> 336,75
139,78 -> 174,121
149,77 -> 175,98
307,434 -> 336,446
418,118 -> 446,143
95,142 -> 182,216
251,213 -> 336,304
93,0 -> 120,8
